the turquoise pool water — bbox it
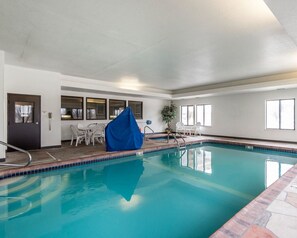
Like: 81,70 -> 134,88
1,143 -> 297,238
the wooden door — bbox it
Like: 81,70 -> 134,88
8,93 -> 41,150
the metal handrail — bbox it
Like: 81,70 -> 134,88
144,126 -> 155,140
0,141 -> 32,167
167,132 -> 186,149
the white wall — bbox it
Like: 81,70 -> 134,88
174,88 -> 297,142
4,65 -> 61,147
0,51 -> 4,158
61,90 -> 169,140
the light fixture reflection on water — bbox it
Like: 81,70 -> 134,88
119,194 -> 142,211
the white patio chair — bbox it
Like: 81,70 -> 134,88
176,122 -> 185,135
89,124 -> 105,146
192,122 -> 201,136
70,125 -> 87,146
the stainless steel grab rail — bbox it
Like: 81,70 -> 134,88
0,141 -> 32,167
167,132 -> 186,149
144,126 -> 155,140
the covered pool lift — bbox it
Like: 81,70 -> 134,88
105,107 -> 143,152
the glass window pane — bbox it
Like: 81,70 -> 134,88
61,96 -> 83,120
128,101 -> 143,119
196,105 -> 204,125
188,106 -> 194,126
15,102 -> 34,123
86,98 -> 107,120
266,100 -> 279,129
280,99 -> 294,130
204,105 -> 212,126
181,106 -> 187,125
109,99 -> 126,119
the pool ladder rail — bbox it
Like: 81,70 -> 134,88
0,140 -> 32,167
144,125 -> 155,141
167,132 -> 187,150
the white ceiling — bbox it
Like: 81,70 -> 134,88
1,0 -> 297,92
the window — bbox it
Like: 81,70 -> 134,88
128,101 -> 143,119
196,104 -> 212,126
61,96 -> 83,120
86,98 -> 107,120
15,102 -> 34,123
181,105 -> 194,126
109,99 -> 126,119
266,99 -> 295,130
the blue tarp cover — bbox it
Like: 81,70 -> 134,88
105,107 -> 143,152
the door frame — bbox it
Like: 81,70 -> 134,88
7,93 -> 41,150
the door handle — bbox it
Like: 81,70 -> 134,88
35,122 -> 39,125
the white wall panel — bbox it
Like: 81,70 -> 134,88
174,89 -> 297,142
4,65 -> 61,147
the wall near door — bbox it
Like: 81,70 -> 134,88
61,90 -> 169,141
173,88 -> 297,142
0,51 -> 5,158
4,65 -> 61,147
2,64 -> 169,147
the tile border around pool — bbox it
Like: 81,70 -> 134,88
1,137 -> 297,237
0,142 -> 180,180
2,138 -> 296,180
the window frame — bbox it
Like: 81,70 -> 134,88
128,100 -> 143,120
86,97 -> 107,120
109,99 -> 126,120
61,96 -> 84,120
196,104 -> 212,126
180,105 -> 195,126
265,98 -> 295,130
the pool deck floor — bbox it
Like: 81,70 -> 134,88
1,135 -> 297,238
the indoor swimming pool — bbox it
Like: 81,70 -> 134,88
1,143 -> 297,238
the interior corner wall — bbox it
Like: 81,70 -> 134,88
0,51 -> 4,158
61,90 -> 169,140
174,88 -> 297,142
4,65 -> 61,147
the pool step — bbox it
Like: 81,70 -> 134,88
0,175 -> 67,220
0,177 -> 40,196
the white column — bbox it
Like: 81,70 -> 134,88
0,51 -> 5,159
